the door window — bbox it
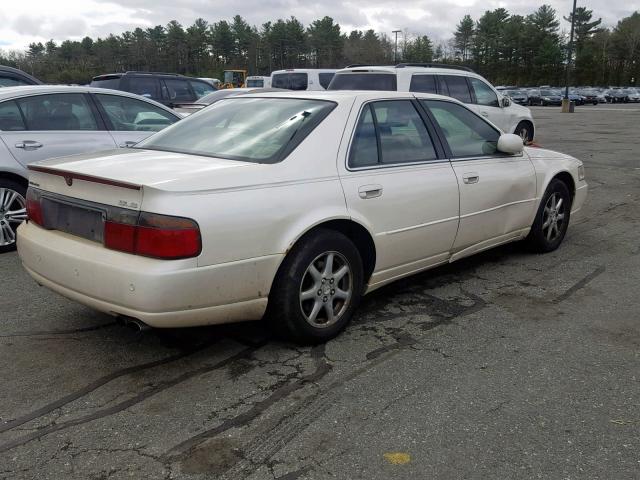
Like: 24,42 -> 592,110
410,75 -> 437,94
271,73 -> 308,90
126,77 -> 160,99
188,79 -> 216,98
0,101 -> 26,131
96,94 -> 178,132
318,73 -> 335,89
349,100 -> 437,168
439,75 -> 472,103
164,79 -> 194,102
423,100 -> 499,158
16,94 -> 97,131
469,78 -> 499,107
0,76 -> 32,87
328,73 -> 397,91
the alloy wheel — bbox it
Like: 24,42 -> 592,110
0,187 -> 27,247
299,251 -> 353,328
541,192 -> 566,243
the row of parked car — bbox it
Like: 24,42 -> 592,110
497,85 -> 640,106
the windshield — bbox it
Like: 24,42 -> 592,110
136,97 -> 335,163
246,79 -> 264,87
540,90 -> 559,96
328,73 -> 397,91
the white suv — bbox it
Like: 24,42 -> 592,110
328,63 -> 535,142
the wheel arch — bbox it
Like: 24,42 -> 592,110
0,171 -> 29,188
281,217 -> 377,285
551,170 -> 576,201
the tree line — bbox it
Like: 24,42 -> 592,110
1,6 -> 639,87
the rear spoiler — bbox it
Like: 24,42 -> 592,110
28,165 -> 142,191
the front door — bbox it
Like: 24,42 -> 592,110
421,99 -> 537,259
0,93 -> 116,167
338,99 -> 460,288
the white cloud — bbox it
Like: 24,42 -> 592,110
0,0 -> 638,51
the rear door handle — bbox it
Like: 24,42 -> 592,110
480,111 -> 489,117
358,184 -> 383,199
15,140 -> 43,150
462,173 -> 479,184
119,141 -> 138,148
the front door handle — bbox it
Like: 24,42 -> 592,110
358,184 -> 383,199
480,111 -> 489,117
15,140 -> 43,150
119,141 -> 138,148
462,173 -> 479,184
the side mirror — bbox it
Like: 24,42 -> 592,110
501,96 -> 511,107
497,133 -> 524,154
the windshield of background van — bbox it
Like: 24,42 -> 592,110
136,97 -> 335,163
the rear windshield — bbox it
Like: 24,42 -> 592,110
246,79 -> 264,88
90,77 -> 121,89
271,73 -> 308,90
328,73 -> 397,91
136,97 -> 336,163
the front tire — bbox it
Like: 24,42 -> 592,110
525,179 -> 572,253
514,121 -> 534,144
0,180 -> 27,254
267,229 -> 364,344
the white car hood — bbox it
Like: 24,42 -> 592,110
33,148 -> 265,192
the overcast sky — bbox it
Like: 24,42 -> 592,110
1,0 -> 639,52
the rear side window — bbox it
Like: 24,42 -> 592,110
328,73 -> 397,91
188,79 -> 216,98
439,75 -> 472,103
271,73 -> 308,90
349,100 -> 437,168
318,73 -> 335,89
126,77 -> 161,100
17,94 -> 97,131
0,101 -> 25,131
410,75 -> 437,94
90,76 -> 121,90
423,100 -> 499,158
469,78 -> 499,107
95,94 -> 178,132
164,79 -> 194,102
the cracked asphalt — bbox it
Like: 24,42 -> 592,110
1,104 -> 639,480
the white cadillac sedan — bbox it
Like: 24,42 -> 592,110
17,91 -> 587,343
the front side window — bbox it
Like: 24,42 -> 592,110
0,76 -> 31,87
164,78 -> 194,102
410,75 -> 437,94
136,97 -> 335,163
439,75 -> 472,103
96,94 -> 178,132
16,93 -> 97,131
318,73 -> 335,89
126,77 -> 160,99
349,100 -> 437,168
469,78 -> 499,107
189,80 -> 216,98
328,73 -> 397,91
271,73 -> 308,91
423,100 -> 499,158
0,101 -> 26,131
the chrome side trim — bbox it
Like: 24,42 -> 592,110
460,198 -> 536,219
382,215 -> 459,235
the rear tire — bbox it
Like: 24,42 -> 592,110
525,179 -> 572,253
0,179 -> 27,254
267,229 -> 364,344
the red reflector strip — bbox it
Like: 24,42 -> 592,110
28,166 -> 141,191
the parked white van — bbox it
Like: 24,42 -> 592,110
328,64 -> 535,142
271,69 -> 337,91
246,76 -> 271,88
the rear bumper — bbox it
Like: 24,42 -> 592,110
17,222 -> 282,328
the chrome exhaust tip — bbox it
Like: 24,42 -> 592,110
118,315 -> 151,332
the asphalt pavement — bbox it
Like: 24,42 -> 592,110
1,103 -> 639,480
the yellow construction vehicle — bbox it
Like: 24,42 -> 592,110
219,69 -> 247,89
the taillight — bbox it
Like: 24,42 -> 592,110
26,188 -> 44,226
104,212 -> 201,260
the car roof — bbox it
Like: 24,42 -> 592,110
0,85 -> 177,113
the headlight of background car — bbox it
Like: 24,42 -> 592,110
578,164 -> 586,181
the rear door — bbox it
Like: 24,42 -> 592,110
338,98 -> 460,287
421,99 -> 536,259
0,93 -> 116,167
92,93 -> 180,147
